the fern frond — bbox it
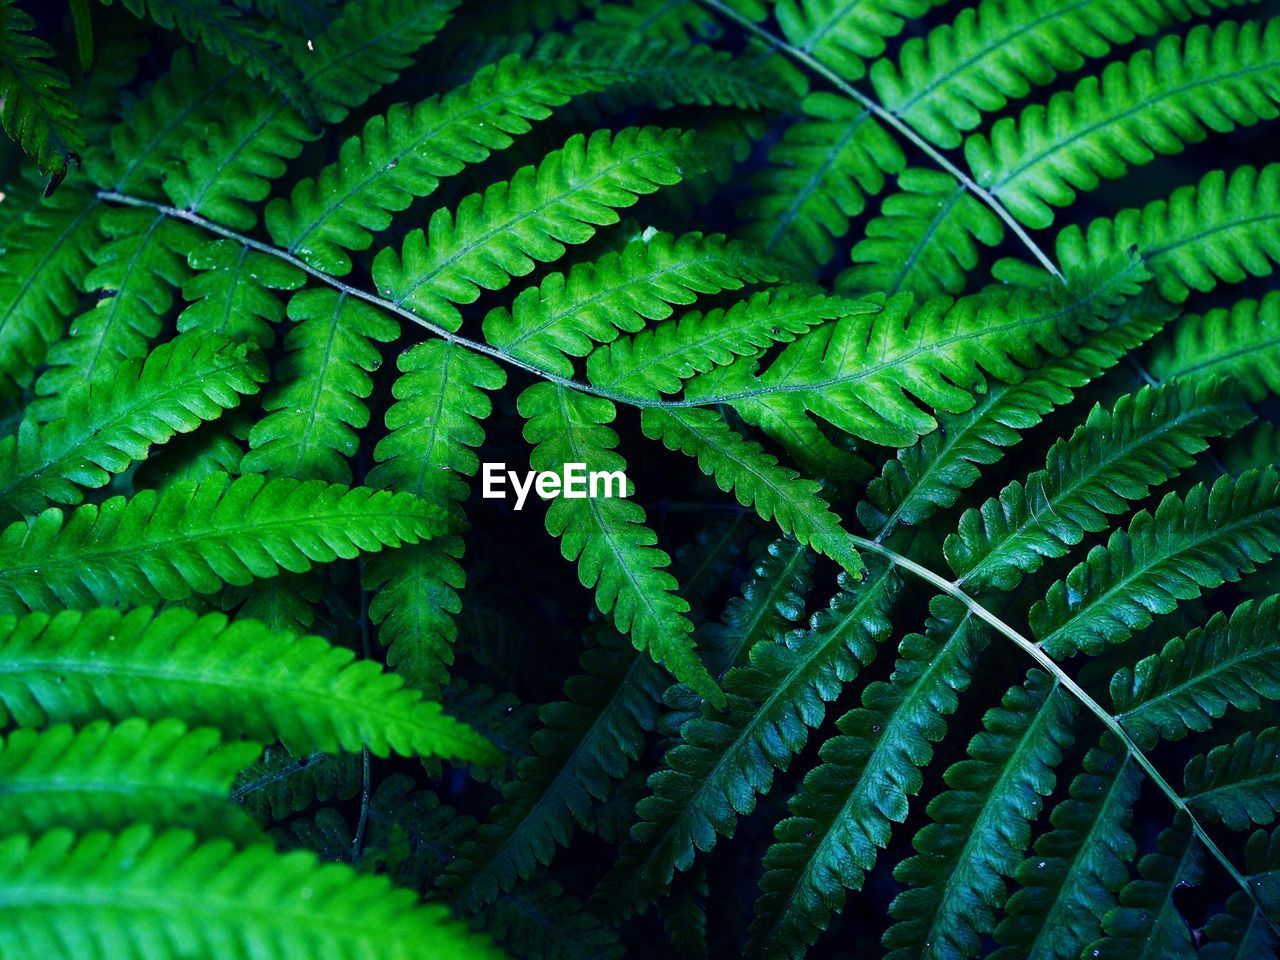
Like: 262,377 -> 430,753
990,737 -> 1141,960
578,0 -> 718,43
749,598 -> 991,960
0,0 -> 84,187
267,54 -> 602,274
528,32 -> 802,111
859,287 -> 1163,536
373,126 -> 694,333
35,207 -> 199,410
445,631 -> 666,906
0,718 -> 261,839
1112,596 -> 1280,748
477,877 -> 622,960
0,333 -> 267,516
518,383 -> 721,706
0,826 -> 503,959
0,607 -> 497,763
946,378 -> 1252,591
1186,727 -> 1280,830
875,0 -> 1259,149
968,19 -> 1280,228
364,776 -> 477,888
774,0 -> 942,81
364,340 -> 505,694
839,168 -> 1003,298
1148,293 -> 1280,399
233,746 -> 361,822
0,473 -> 445,614
0,187 -> 100,397
1031,468 -> 1280,658
105,0 -> 311,112
92,50 -> 235,195
164,0 -> 456,229
301,0 -> 459,123
486,231 -> 777,377
1082,819 -> 1202,960
883,671 -> 1077,960
640,408 -> 863,575
443,679 -> 539,785
708,281 -> 1112,450
1058,163 -> 1280,301
243,290 -> 399,482
1203,889 -> 1280,960
588,287 -> 851,398
603,557 -> 898,915
177,238 -> 304,346
739,92 -> 903,267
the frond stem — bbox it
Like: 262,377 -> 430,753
847,532 -> 1277,931
95,190 -> 686,410
694,0 -> 1065,283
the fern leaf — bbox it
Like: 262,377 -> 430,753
0,187 -> 100,397
749,598 -> 991,960
0,606 -> 497,763
445,631 -> 666,907
373,127 -> 694,334
946,378 -> 1252,591
177,238 -> 305,347
883,671 -> 1077,960
518,383 -> 721,706
267,54 -> 602,275
0,826 -> 503,959
1082,819 -> 1203,960
967,20 -> 1280,228
1112,596 -> 1280,748
603,557 -> 898,915
1058,163 -> 1280,301
0,718 -> 262,839
588,287 -> 851,398
363,776 -> 477,888
708,282 -> 1111,450
35,207 -> 199,411
364,340 -> 505,694
527,32 -> 802,112
105,0 -> 312,113
0,0 -> 84,187
0,333 -> 267,516
441,530 -> 755,906
839,168 -> 1003,298
1186,727 -> 1280,830
593,545 -> 814,906
858,286 -> 1163,536
243,290 -> 399,482
0,472 -> 446,614
486,231 -> 777,377
232,746 -> 361,823
164,0 -> 455,229
1147,293 -> 1280,400
874,0 -> 1259,149
774,0 -> 943,81
1031,468 -> 1280,658
92,49 -> 236,195
990,737 -> 1141,960
739,92 -> 904,267
640,408 -> 863,575
1202,889 -> 1280,960
301,0 -> 458,123
1075,165 -> 1280,304
477,877 -> 622,960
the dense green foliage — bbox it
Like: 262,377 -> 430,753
0,0 -> 1279,957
